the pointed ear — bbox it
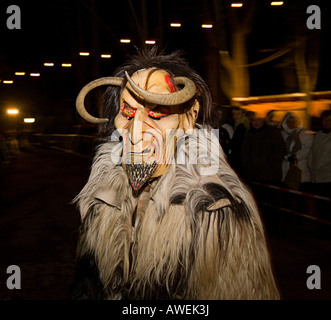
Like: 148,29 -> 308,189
180,100 -> 200,134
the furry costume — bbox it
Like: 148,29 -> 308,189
73,127 -> 279,299
72,49 -> 279,299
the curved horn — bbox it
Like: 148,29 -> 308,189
76,77 -> 123,123
125,71 -> 196,106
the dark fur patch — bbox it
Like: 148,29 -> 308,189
125,162 -> 157,190
70,253 -> 107,300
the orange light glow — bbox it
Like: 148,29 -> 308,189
7,108 -> 19,115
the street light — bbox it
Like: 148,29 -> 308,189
44,62 -> 54,67
30,73 -> 40,77
170,23 -> 181,27
145,40 -> 156,45
62,63 -> 72,67
231,3 -> 243,7
101,54 -> 111,58
15,72 -> 25,76
120,39 -> 131,43
202,24 -> 213,29
271,1 -> 284,5
7,108 -> 19,115
3,80 -> 13,84
79,52 -> 90,56
24,118 -> 35,123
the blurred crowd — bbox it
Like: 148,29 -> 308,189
2,106 -> 331,199
216,107 -> 331,198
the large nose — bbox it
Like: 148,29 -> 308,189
128,109 -> 152,145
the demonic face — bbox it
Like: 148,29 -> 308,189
114,68 -> 198,190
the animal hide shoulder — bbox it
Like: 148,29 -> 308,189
73,129 -> 280,300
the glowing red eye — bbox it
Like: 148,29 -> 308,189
147,109 -> 169,119
121,102 -> 136,119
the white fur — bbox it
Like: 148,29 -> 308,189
75,127 -> 280,299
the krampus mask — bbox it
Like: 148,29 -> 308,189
73,50 -> 279,300
76,58 -> 201,191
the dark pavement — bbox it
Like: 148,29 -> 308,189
0,145 -> 331,300
0,145 -> 90,299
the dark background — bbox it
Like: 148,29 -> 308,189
0,0 -> 330,133
0,0 -> 331,302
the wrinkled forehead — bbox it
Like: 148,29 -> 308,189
122,68 -> 175,99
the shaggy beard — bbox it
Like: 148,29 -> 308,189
125,161 -> 157,191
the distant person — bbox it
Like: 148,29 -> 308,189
0,132 -> 11,166
281,112 -> 313,190
228,107 -> 249,175
308,110 -> 331,197
241,113 -> 286,185
232,107 -> 250,131
246,111 -> 256,125
266,110 -> 280,127
216,108 -> 233,156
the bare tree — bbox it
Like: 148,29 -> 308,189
211,0 -> 255,105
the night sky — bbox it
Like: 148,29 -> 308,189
0,0 -> 330,130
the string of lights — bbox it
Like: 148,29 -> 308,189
0,2 -> 288,85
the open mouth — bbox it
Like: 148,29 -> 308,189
126,144 -> 158,164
